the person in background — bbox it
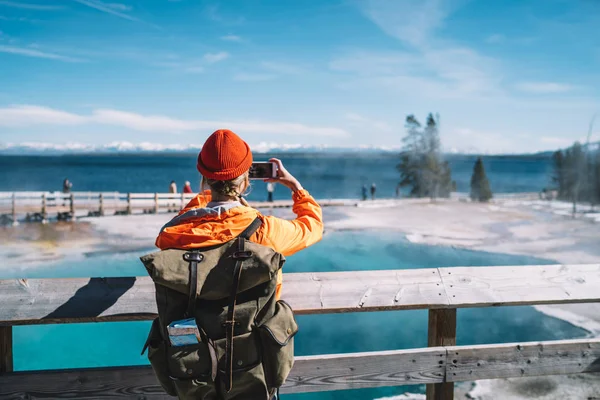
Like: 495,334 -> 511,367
361,184 -> 368,201
370,182 -> 377,200
62,178 -> 72,194
267,181 -> 275,202
395,184 -> 401,198
169,180 -> 177,193
183,181 -> 193,193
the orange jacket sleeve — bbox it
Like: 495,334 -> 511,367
260,189 -> 323,257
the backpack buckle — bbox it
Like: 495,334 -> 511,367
183,252 -> 204,262
232,251 -> 253,259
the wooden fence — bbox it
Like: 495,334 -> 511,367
1,264 -> 599,399
0,191 -> 360,224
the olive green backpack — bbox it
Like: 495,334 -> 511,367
140,218 -> 298,400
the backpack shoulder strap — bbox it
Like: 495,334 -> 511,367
238,217 -> 262,240
223,216 -> 262,392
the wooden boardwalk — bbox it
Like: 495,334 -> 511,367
1,264 -> 599,399
0,190 -> 542,225
0,191 -> 365,225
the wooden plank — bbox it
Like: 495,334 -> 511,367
2,265 -> 600,326
0,348 -> 445,397
282,347 -> 445,393
127,192 -> 132,214
440,264 -> 600,308
447,338 -> 600,382
426,309 -> 456,400
427,309 -> 457,348
0,366 -> 170,399
1,339 -> 599,397
40,193 -> 47,223
1,339 -> 599,396
0,270 -> 447,325
0,326 -> 12,373
282,269 -> 448,314
69,193 -> 75,216
11,193 -> 16,226
0,277 -> 157,325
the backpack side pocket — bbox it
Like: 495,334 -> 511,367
258,300 -> 298,390
144,318 -> 177,396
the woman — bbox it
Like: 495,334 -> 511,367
182,181 -> 193,193
155,128 -> 323,299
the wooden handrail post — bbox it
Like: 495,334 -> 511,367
0,326 -> 13,373
154,193 -> 159,214
99,194 -> 104,216
41,193 -> 48,224
127,193 -> 132,215
11,193 -> 18,226
426,308 -> 456,400
69,193 -> 75,218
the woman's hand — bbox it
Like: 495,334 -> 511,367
265,158 -> 303,192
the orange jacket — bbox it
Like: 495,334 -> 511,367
155,189 -> 323,299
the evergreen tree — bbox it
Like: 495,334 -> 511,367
397,113 -> 454,199
397,115 -> 424,197
470,157 -> 493,202
594,151 -> 600,208
552,150 -> 565,198
551,141 -> 599,206
564,142 -> 584,202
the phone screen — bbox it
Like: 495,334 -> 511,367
249,162 -> 276,180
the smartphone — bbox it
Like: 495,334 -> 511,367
249,161 -> 277,180
167,318 -> 201,346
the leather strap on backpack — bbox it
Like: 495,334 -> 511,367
182,251 -> 204,318
223,217 -> 262,392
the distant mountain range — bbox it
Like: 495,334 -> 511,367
0,141 -> 403,155
0,141 -> 597,156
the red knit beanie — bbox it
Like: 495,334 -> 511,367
197,129 -> 253,180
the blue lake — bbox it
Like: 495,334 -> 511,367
5,230 -> 585,400
0,153 -> 554,200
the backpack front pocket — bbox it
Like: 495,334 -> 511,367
166,339 -> 218,399
167,342 -> 212,380
258,300 -> 298,389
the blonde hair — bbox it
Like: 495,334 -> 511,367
201,172 -> 250,199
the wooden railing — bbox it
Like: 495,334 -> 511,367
0,191 -> 359,224
1,264 -> 599,399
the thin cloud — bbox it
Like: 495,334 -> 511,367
203,51 -> 229,63
0,45 -> 85,62
233,73 -> 276,82
486,34 -> 505,44
361,0 -> 460,47
71,0 -> 157,27
221,34 -> 242,42
345,112 -> 392,132
0,105 -> 350,137
260,61 -> 304,75
232,61 -> 304,83
154,60 -> 204,74
104,2 -> 131,11
205,4 -> 244,25
352,0 -> 501,99
330,47 -> 501,99
0,1 -> 62,10
515,82 -> 575,94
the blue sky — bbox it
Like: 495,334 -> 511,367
0,0 -> 599,153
